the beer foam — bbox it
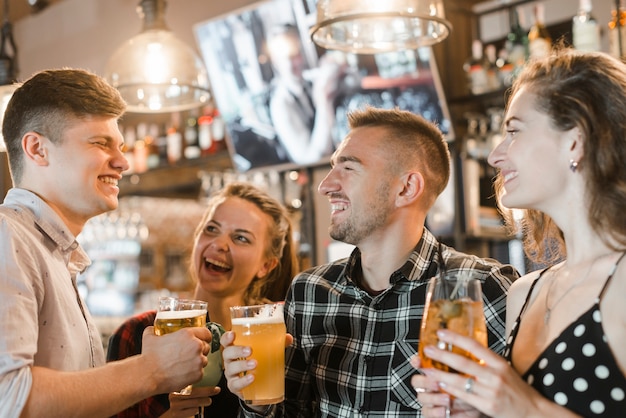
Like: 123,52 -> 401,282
231,315 -> 283,325
156,309 -> 207,320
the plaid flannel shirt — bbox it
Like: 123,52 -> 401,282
241,228 -> 517,418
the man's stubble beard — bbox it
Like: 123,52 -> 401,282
328,180 -> 393,246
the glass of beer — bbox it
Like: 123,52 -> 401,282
230,302 -> 286,405
155,296 -> 208,395
419,273 -> 487,369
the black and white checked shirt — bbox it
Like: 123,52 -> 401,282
242,229 -> 517,418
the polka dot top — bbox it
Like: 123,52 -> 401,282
504,253 -> 626,416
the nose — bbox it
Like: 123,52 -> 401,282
112,147 -> 130,173
210,234 -> 230,252
318,168 -> 338,196
487,139 -> 506,168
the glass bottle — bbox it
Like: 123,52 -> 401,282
572,0 -> 601,52
528,3 -> 552,60
505,7 -> 529,74
463,39 -> 489,95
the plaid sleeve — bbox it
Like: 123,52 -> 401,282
481,263 -> 517,354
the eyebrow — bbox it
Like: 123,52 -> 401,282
332,155 -> 362,166
504,116 -> 521,127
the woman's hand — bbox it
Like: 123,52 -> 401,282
161,386 -> 220,418
410,354 -> 480,418
413,330 -> 579,418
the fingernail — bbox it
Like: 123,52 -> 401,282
242,347 -> 251,356
424,346 -> 435,355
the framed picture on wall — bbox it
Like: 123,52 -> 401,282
194,0 -> 454,173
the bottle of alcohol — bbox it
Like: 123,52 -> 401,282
133,122 -> 149,174
505,7 -> 529,74
184,111 -> 201,160
496,48 -> 515,87
463,39 -> 489,95
484,44 -> 501,91
609,0 -> 626,60
528,3 -> 551,60
197,114 -> 214,156
166,112 -> 183,165
573,0 -> 601,52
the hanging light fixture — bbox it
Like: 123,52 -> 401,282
0,0 -> 18,152
310,0 -> 452,54
104,0 -> 210,113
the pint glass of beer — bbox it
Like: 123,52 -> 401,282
155,296 -> 208,395
230,302 -> 286,405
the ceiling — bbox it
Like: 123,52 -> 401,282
0,0 -> 65,24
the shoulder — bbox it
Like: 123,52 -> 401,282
506,269 -> 544,321
444,247 -> 520,286
107,310 -> 157,361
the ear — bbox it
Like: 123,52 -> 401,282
22,132 -> 49,166
257,256 -> 279,279
566,126 -> 584,163
396,171 -> 425,208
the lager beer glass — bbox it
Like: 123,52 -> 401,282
230,302 -> 286,405
155,296 -> 208,395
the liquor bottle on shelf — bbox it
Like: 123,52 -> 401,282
197,113 -> 214,156
122,125 -> 136,174
609,0 -> 626,59
496,48 -> 514,87
528,3 -> 552,60
572,0 -> 601,52
133,122 -> 149,174
463,39 -> 489,95
505,7 -> 529,75
184,111 -> 201,160
484,44 -> 501,91
211,108 -> 226,153
166,112 -> 183,165
145,123 -> 161,170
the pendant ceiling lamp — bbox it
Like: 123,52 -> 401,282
0,0 -> 18,152
104,0 -> 210,113
310,0 -> 452,54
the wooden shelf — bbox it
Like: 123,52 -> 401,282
118,151 -> 233,199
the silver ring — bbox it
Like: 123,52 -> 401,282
414,387 -> 426,393
464,377 -> 475,394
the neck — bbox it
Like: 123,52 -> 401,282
193,287 -> 245,330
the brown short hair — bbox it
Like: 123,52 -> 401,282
3,68 -> 126,183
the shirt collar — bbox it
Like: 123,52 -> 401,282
4,188 -> 89,263
344,228 -> 440,286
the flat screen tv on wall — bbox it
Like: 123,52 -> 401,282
194,0 -> 454,173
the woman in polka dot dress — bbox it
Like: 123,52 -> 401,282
411,47 -> 626,417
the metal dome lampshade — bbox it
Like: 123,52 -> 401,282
104,0 -> 211,113
310,0 -> 452,54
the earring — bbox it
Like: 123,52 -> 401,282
569,159 -> 579,173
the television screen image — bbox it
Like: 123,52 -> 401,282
194,0 -> 454,172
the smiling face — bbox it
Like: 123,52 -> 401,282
317,125 -> 397,246
36,115 -> 128,232
488,86 -> 576,213
192,197 -> 276,299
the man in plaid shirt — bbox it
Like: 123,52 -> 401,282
222,107 -> 518,417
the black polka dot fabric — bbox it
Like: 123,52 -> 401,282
505,255 -> 626,416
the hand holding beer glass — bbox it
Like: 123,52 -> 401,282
155,296 -> 208,395
230,302 -> 286,405
418,272 -> 487,416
